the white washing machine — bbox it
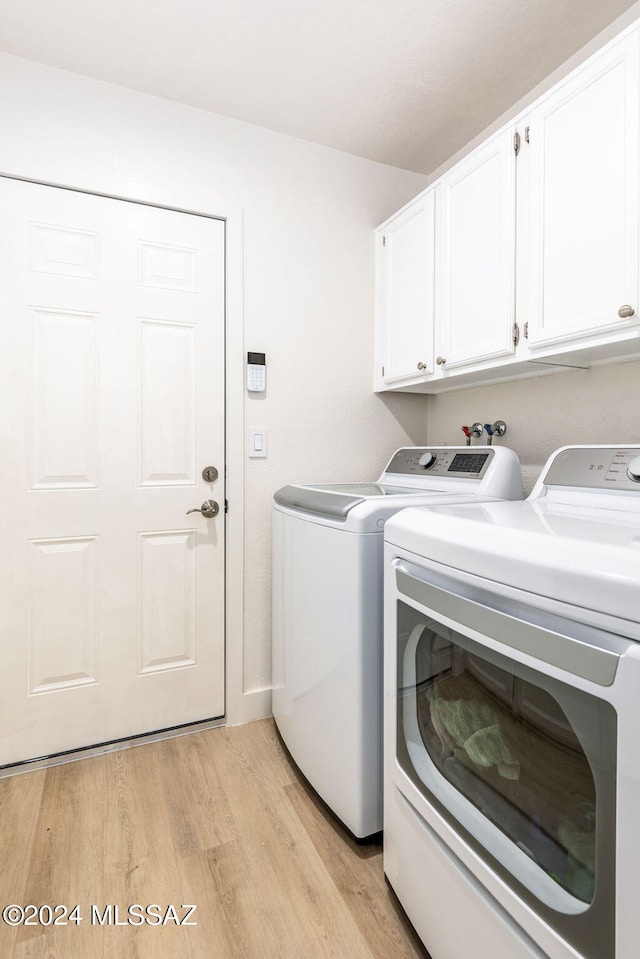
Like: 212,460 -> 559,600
271,445 -> 522,839
384,445 -> 640,959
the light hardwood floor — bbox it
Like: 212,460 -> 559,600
0,719 -> 429,959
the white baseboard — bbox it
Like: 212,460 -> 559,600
226,686 -> 272,727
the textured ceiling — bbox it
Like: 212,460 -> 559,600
1,0 -> 638,173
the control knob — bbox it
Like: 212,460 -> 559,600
418,452 -> 436,470
627,456 -> 640,483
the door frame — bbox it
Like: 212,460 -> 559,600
0,171 -> 254,736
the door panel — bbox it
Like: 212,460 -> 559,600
379,191 -> 435,384
0,177 -> 225,765
138,318 -> 197,486
525,33 -> 640,348
31,307 -> 99,489
435,129 -> 516,369
29,535 -> 98,693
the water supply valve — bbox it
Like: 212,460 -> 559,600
461,423 -> 483,446
484,420 -> 507,445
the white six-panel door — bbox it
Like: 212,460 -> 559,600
0,177 -> 225,766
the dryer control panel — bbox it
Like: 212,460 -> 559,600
385,447 -> 494,479
544,447 -> 640,491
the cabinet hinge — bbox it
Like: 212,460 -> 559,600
382,235 -> 387,247
224,499 -> 229,514
512,322 -> 520,346
524,125 -> 530,144
514,131 -> 521,156
381,365 -> 385,376
524,321 -> 529,339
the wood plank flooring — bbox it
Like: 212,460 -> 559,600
0,719 -> 429,959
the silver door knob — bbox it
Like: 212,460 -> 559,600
618,304 -> 635,318
186,500 -> 219,518
202,466 -> 219,483
436,356 -> 446,365
417,361 -> 427,370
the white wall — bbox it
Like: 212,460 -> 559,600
426,360 -> 640,494
0,54 -> 430,720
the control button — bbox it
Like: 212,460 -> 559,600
418,452 -> 436,470
627,455 -> 640,482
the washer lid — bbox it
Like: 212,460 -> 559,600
273,482 -> 432,518
274,485 -> 366,518
385,499 -> 640,624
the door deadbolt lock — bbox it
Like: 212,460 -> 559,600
202,466 -> 219,483
186,500 -> 219,519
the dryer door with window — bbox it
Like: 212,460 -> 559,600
396,595 -> 617,959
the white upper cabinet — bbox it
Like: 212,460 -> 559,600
435,129 -> 517,371
374,21 -> 640,393
523,31 -> 640,352
376,190 -> 435,387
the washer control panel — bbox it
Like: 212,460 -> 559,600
385,447 -> 494,479
545,447 -> 640,490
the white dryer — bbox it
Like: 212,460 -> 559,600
272,445 -> 522,839
384,445 -> 640,959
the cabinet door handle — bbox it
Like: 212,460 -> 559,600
436,356 -> 447,366
618,304 -> 635,318
417,361 -> 427,370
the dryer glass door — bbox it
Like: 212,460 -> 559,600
396,596 -> 617,959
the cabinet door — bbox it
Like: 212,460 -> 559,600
524,32 -> 639,350
435,129 -> 516,370
378,191 -> 435,385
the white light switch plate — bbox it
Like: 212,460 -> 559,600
248,429 -> 267,458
